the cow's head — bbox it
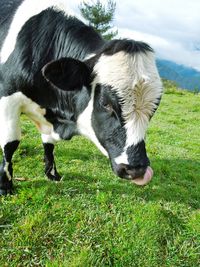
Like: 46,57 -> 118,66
42,40 -> 163,185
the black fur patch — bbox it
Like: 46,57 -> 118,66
0,140 -> 19,195
42,57 -> 92,91
101,39 -> 154,55
92,85 -> 126,158
126,141 -> 150,168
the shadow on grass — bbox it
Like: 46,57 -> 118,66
1,143 -> 199,210
13,157 -> 200,210
16,144 -> 101,162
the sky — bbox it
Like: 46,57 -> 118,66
66,0 -> 200,71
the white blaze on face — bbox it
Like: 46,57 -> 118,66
0,0 -> 74,63
93,51 -> 163,165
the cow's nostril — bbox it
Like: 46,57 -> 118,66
115,164 -> 147,180
115,163 -> 130,179
126,166 -> 146,178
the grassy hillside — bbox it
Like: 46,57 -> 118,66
0,83 -> 200,266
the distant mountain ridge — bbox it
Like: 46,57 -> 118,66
156,59 -> 200,91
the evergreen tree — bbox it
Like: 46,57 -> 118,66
79,0 -> 118,40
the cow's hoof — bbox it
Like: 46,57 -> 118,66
47,173 -> 62,181
0,187 -> 13,196
46,168 -> 62,181
0,172 -> 13,196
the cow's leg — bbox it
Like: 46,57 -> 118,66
0,95 -> 21,195
41,134 -> 61,181
0,92 -> 53,194
0,141 -> 20,195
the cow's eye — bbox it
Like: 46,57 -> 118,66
103,103 -> 113,112
100,97 -> 113,112
103,103 -> 120,121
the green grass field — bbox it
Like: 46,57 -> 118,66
0,83 -> 200,266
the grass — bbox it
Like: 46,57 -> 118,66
0,84 -> 200,266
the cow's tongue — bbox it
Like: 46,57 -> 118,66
131,166 -> 153,186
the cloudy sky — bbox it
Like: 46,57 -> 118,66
66,0 -> 200,71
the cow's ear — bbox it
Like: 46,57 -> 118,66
42,57 -> 92,91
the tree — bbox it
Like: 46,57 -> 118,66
79,0 -> 118,40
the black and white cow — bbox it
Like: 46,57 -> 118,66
0,0 -> 162,195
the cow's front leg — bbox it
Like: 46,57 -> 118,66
42,134 -> 61,181
0,141 -> 20,195
0,94 -> 21,195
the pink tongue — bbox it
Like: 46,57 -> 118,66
131,166 -> 153,186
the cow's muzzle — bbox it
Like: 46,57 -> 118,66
114,164 -> 153,186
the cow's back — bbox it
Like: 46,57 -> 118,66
0,0 -> 24,49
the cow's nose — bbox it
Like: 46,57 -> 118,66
115,163 -> 147,180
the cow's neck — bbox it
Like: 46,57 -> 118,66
45,86 -> 92,140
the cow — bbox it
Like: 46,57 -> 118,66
0,0 -> 163,195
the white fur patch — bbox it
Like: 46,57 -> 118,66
50,166 -> 56,176
0,92 -> 52,148
94,52 -> 162,142
114,151 -> 129,165
0,0 -> 74,63
77,87 -> 108,157
41,132 -> 61,144
93,50 -> 162,165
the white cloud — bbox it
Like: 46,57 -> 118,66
115,0 -> 200,70
65,0 -> 200,70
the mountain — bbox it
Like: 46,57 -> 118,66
156,59 -> 200,91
